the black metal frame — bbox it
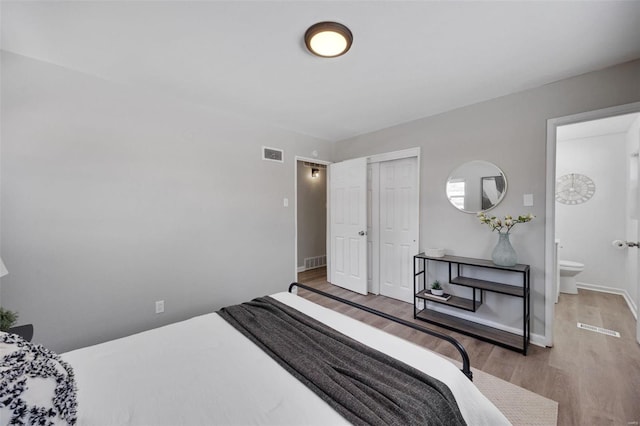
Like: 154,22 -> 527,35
451,264 -> 483,308
288,282 -> 473,381
414,254 -> 530,355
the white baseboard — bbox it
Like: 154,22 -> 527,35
530,333 -> 547,348
297,266 -> 305,273
576,282 -> 638,320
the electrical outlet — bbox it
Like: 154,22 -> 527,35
155,300 -> 164,314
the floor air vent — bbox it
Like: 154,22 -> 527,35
304,255 -> 326,270
577,322 -> 620,338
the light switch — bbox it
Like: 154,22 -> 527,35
523,194 -> 533,207
283,198 -> 289,207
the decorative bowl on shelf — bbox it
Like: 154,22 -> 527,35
430,288 -> 445,296
425,248 -> 445,258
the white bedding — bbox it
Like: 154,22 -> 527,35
61,292 -> 510,425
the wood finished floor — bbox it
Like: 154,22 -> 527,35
296,268 -> 640,426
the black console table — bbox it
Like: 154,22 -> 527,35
414,253 -> 530,355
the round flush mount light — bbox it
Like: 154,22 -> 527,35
304,21 -> 353,58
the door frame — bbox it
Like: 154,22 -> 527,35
294,156 -> 332,282
545,101 -> 640,347
327,148 -> 420,294
297,147 -> 421,293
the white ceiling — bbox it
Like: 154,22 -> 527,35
2,1 -> 640,142
557,113 -> 640,142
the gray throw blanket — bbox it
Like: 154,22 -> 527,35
218,296 -> 467,426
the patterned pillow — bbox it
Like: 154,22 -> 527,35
0,331 -> 77,425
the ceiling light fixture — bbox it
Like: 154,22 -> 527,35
304,22 -> 353,58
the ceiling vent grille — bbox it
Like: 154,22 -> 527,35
262,146 -> 284,163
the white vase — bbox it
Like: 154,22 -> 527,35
431,288 -> 444,296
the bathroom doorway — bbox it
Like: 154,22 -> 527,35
546,102 -> 640,346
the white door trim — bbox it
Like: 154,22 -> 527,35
294,156 -> 332,282
545,101 -> 640,347
367,147 -> 421,164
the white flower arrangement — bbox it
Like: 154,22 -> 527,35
477,212 -> 534,234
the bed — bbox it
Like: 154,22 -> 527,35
1,284 -> 510,425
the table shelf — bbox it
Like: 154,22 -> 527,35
415,289 -> 481,312
414,253 -> 530,355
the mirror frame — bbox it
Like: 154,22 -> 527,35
445,160 -> 508,213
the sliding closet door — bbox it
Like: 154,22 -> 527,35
379,157 -> 418,303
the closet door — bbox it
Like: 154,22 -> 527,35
379,157 -> 418,303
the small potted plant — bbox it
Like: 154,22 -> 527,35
431,281 -> 444,296
0,307 -> 18,332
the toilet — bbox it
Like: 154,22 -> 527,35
559,260 -> 585,294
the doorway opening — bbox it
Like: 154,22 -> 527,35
295,158 -> 330,280
295,149 -> 420,304
545,101 -> 640,346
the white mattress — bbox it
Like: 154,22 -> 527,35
61,292 -> 510,425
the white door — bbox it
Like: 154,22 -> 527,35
379,157 -> 418,303
329,157 -> 368,295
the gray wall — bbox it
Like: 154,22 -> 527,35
296,162 -> 326,269
0,52 -> 333,353
556,133 -> 627,290
2,50 -> 639,351
334,59 -> 640,339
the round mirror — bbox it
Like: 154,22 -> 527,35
446,160 -> 507,213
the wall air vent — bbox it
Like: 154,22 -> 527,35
262,146 -> 284,163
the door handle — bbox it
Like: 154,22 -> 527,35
359,231 -> 367,236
